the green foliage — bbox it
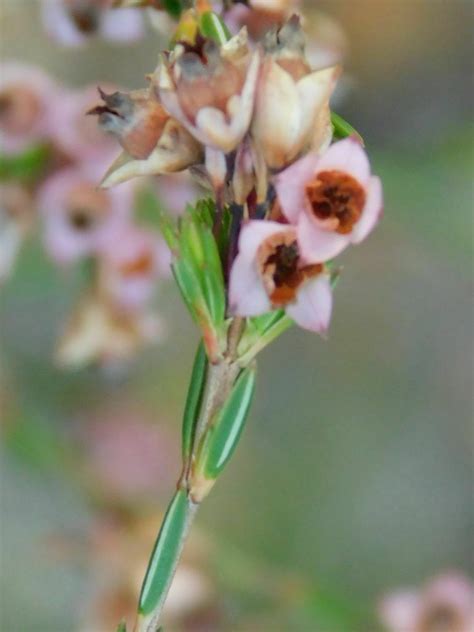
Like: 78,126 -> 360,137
331,112 -> 364,144
115,621 -> 127,632
138,490 -> 192,615
162,0 -> 184,18
199,11 -> 232,44
181,341 -> 208,460
0,144 -> 51,183
196,365 -> 256,479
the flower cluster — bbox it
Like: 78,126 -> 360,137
93,9 -> 382,339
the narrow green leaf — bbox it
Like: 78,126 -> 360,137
198,366 -> 256,479
182,341 -> 208,460
199,11 -> 231,45
115,620 -> 127,632
331,112 -> 364,144
138,489 -> 190,615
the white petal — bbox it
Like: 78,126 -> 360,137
238,220 -> 292,261
273,152 -> 320,224
286,274 -> 333,334
228,252 -> 271,316
101,8 -> 144,42
298,212 -> 350,262
351,176 -> 383,244
317,137 -> 371,186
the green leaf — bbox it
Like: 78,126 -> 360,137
181,342 -> 208,460
331,112 -> 364,144
199,11 -> 231,45
138,489 -> 191,615
115,621 -> 127,632
0,144 -> 51,183
138,188 -> 179,252
197,365 -> 256,479
162,0 -> 183,18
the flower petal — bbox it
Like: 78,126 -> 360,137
297,211 -> 350,262
351,175 -> 383,244
286,274 -> 332,334
228,252 -> 271,316
273,151 -> 320,224
238,220 -> 292,261
317,137 -> 371,186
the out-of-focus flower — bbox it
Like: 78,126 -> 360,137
41,0 -> 144,47
98,224 -> 171,311
229,220 -> 332,333
0,184 -> 35,283
156,28 -> 260,154
51,84 -> 119,166
55,288 -> 162,368
78,511 -> 216,631
38,167 -> 132,264
77,402 -> 179,503
156,172 -> 201,216
252,15 -> 339,170
379,572 -> 474,632
274,137 -> 383,262
0,63 -> 58,154
225,0 -> 300,40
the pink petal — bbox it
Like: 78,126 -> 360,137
228,253 -> 271,317
378,591 -> 421,632
273,152 -> 320,224
297,211 -> 350,263
351,175 -> 383,244
286,274 -> 332,334
101,9 -> 144,43
238,220 -> 291,261
317,137 -> 371,187
41,0 -> 87,47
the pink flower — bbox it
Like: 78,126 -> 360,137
274,137 -> 383,261
156,173 -> 200,216
98,224 -> 171,311
38,166 -> 133,264
379,572 -> 474,632
41,0 -> 144,47
0,62 -> 58,154
229,220 -> 332,333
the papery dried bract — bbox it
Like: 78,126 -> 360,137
252,16 -> 339,170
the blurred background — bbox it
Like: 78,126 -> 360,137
1,1 -> 473,630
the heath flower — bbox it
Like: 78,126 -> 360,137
0,63 -> 58,154
251,15 -> 339,170
379,572 -> 474,632
229,220 -> 332,333
274,137 -> 383,261
39,167 -> 132,264
98,225 -> 171,311
156,28 -> 260,154
41,0 -> 144,47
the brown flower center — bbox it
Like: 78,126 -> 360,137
306,170 -> 366,235
418,604 -> 465,632
0,86 -> 42,135
257,231 -> 322,306
67,184 -> 110,232
119,252 -> 154,277
69,4 -> 100,34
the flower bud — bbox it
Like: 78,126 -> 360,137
252,15 -> 339,169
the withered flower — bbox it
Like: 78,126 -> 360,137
252,15 -> 339,170
156,28 -> 260,154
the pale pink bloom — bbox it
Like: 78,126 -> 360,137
38,166 -> 133,264
41,0 -> 144,47
379,572 -> 474,632
50,85 -> 119,165
98,224 -> 171,311
156,173 -> 201,216
229,220 -> 332,333
0,62 -> 58,154
274,137 -> 383,262
78,403 -> 178,502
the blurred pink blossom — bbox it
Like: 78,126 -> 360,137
0,62 -> 59,154
99,224 -> 171,311
156,173 -> 201,217
38,166 -> 133,264
41,0 -> 144,47
379,572 -> 474,632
